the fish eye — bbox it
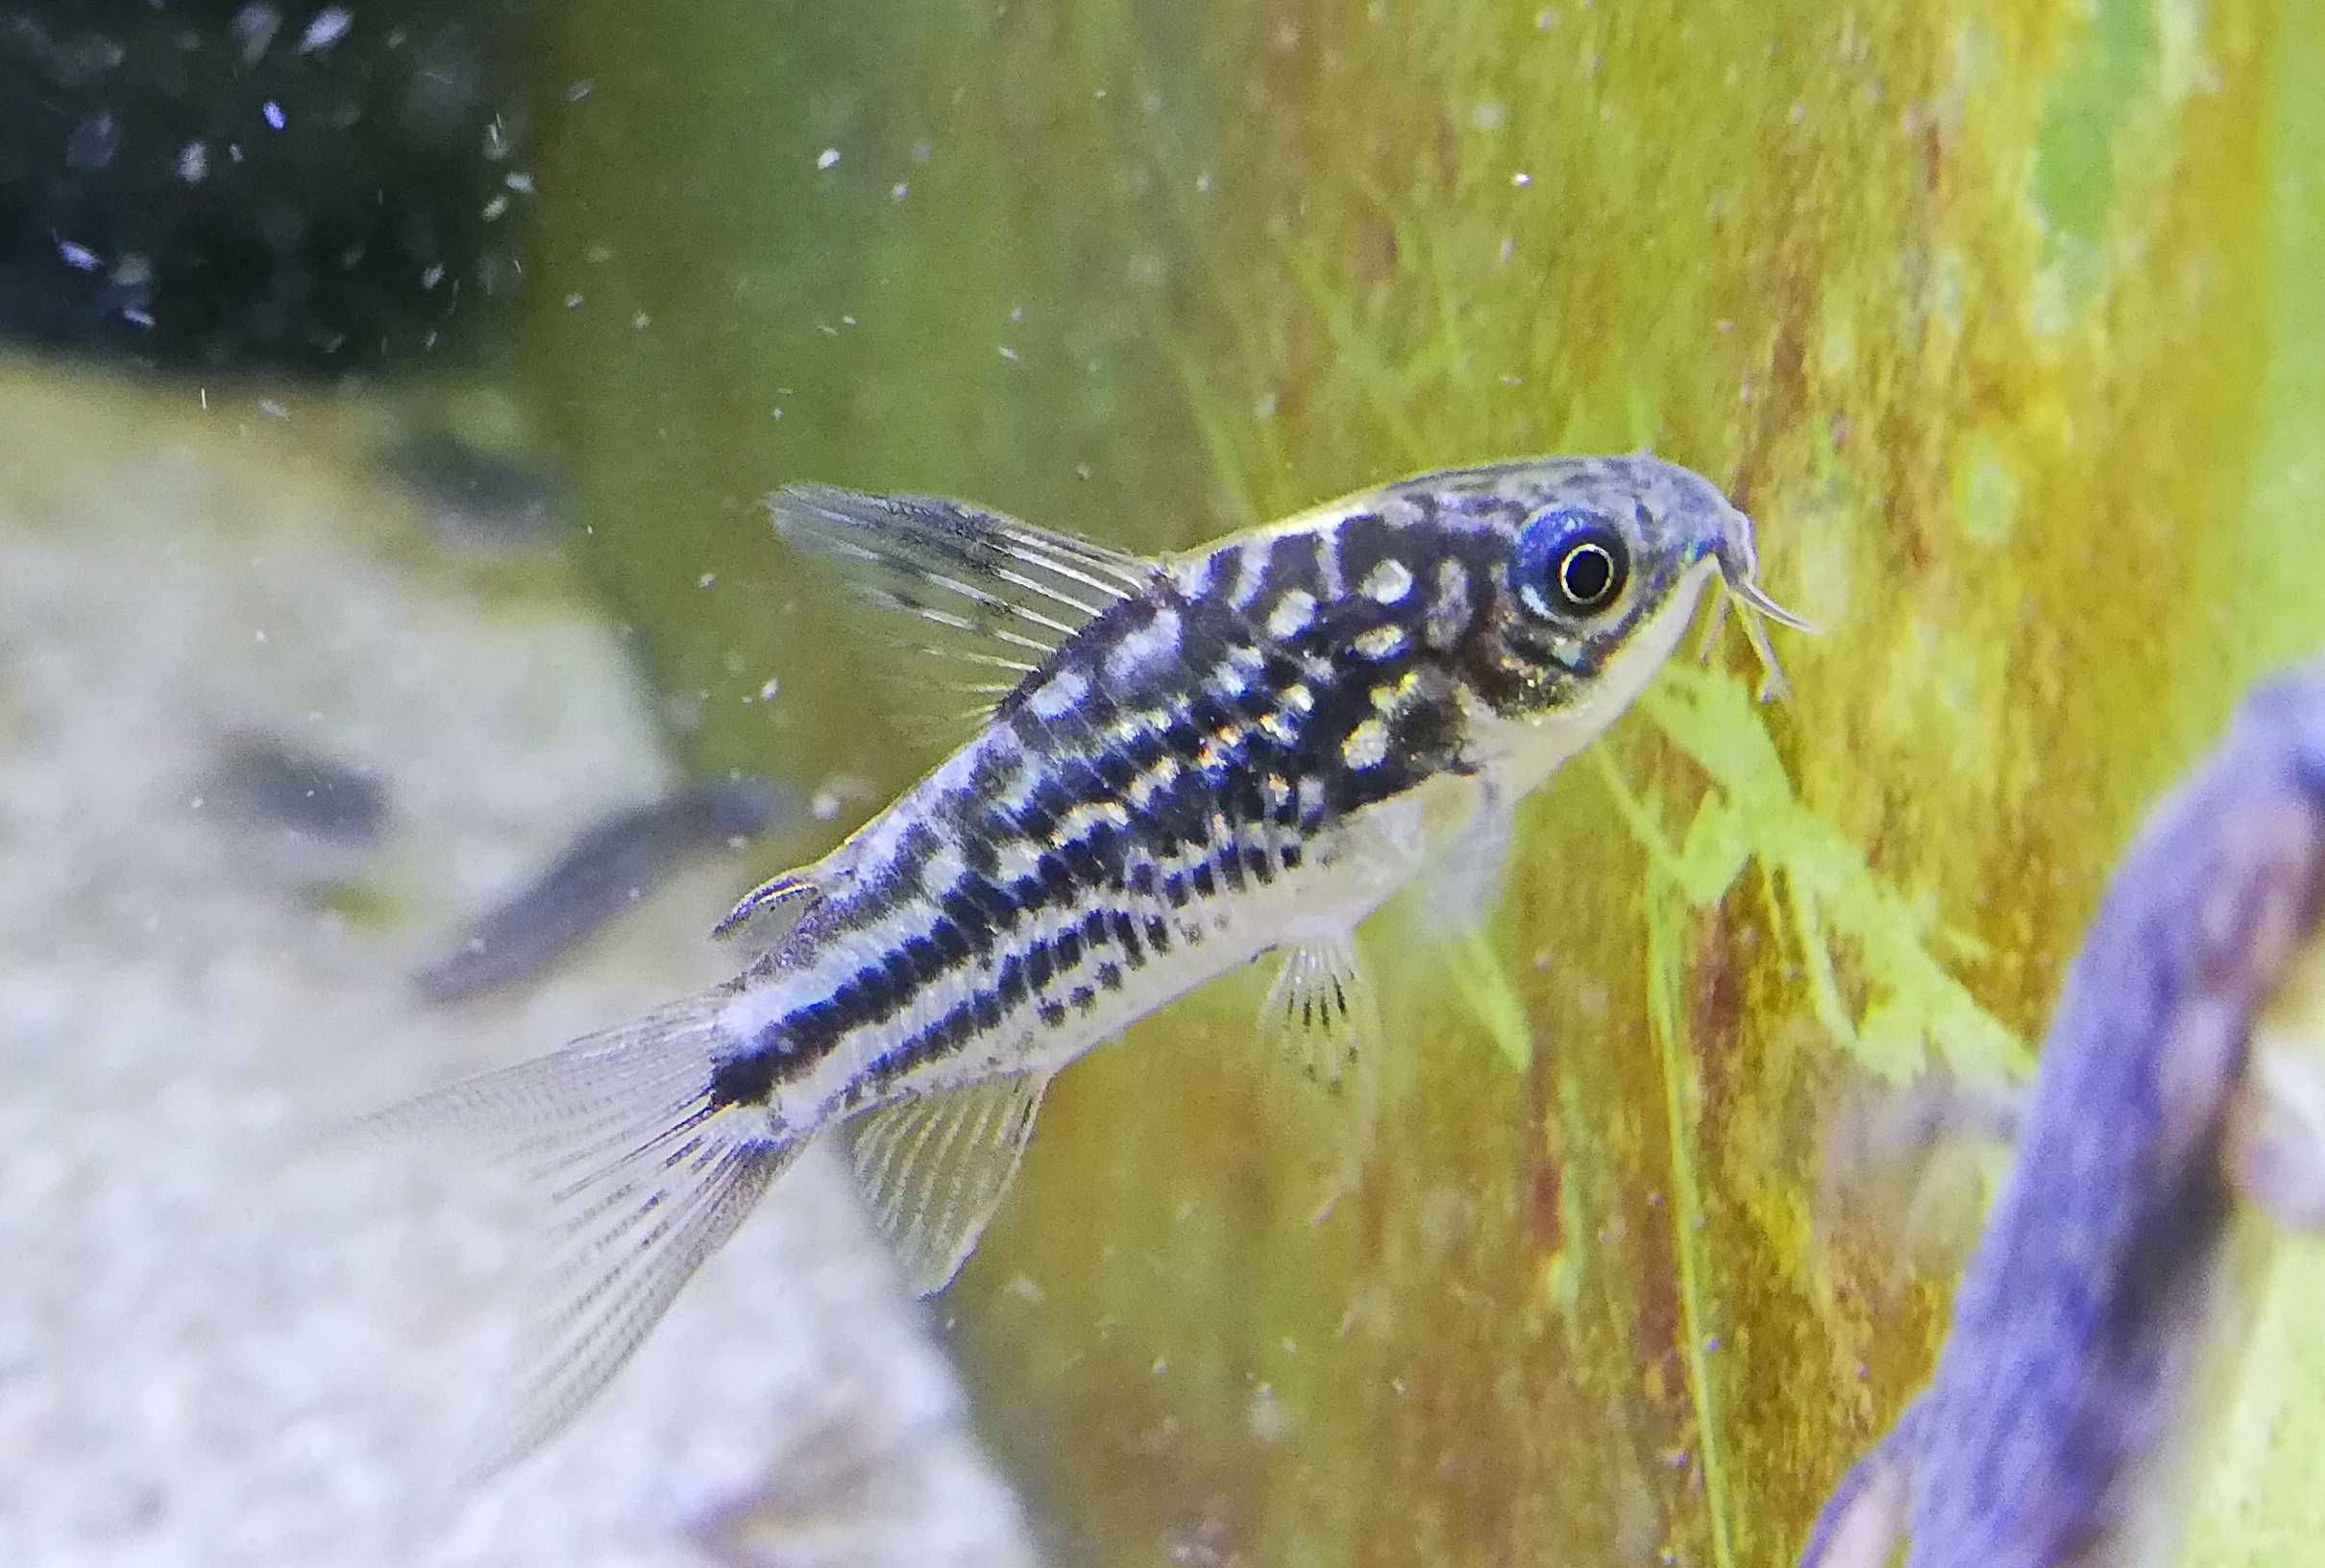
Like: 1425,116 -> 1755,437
1514,507 -> 1630,619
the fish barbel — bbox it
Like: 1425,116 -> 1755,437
371,453 -> 1811,1477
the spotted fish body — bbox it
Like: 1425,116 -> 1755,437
378,453 -> 1806,1478
725,458 -> 1767,1119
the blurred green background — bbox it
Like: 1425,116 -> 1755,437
442,1 -> 2325,1562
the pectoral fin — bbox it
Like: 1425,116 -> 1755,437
844,1071 -> 1055,1294
1413,801 -> 1514,939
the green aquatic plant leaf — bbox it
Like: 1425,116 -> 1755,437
1634,665 -> 2030,1086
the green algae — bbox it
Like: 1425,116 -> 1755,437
2030,0 -> 2156,308
1627,668 -> 2027,1087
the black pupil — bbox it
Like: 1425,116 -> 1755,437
1560,542 -> 1616,605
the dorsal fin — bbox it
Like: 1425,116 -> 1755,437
770,484 -> 1157,747
771,483 -> 1153,681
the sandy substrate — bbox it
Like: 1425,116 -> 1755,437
0,364 -> 1038,1568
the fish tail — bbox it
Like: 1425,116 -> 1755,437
355,988 -> 802,1482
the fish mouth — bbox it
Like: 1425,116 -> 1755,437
1707,517 -> 1818,703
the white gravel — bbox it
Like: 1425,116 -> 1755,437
0,367 -> 1038,1568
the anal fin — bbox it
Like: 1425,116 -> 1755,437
844,1071 -> 1055,1295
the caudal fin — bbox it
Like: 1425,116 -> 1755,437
355,988 -> 800,1482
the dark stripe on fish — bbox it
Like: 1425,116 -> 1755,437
713,522 -> 1524,1100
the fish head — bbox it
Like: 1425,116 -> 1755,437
1446,453 -> 1811,719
